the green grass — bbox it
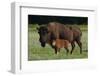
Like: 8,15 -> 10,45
28,24 -> 88,60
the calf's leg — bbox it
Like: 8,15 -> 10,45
54,47 -> 57,54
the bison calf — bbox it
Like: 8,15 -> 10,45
52,39 -> 70,54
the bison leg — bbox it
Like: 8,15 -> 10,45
70,42 -> 75,54
76,40 -> 82,54
65,48 -> 69,54
55,47 -> 58,54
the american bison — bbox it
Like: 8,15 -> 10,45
37,22 -> 82,54
52,39 -> 70,54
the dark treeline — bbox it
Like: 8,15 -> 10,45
28,15 -> 88,25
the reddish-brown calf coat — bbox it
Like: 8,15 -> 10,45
52,39 -> 69,49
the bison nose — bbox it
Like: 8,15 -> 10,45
41,43 -> 45,47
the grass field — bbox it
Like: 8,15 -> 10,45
28,24 -> 88,61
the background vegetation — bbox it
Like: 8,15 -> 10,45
28,15 -> 88,25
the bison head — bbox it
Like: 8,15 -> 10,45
37,26 -> 49,47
